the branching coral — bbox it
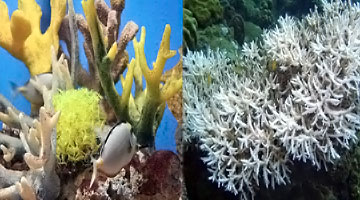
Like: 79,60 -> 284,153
0,86 -> 61,200
184,0 -> 360,199
0,107 -> 61,200
0,49 -> 73,199
130,25 -> 182,146
0,0 -> 66,75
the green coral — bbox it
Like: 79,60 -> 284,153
184,0 -> 223,28
183,8 -> 198,51
53,88 -> 105,163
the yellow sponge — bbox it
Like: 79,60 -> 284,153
53,88 -> 105,163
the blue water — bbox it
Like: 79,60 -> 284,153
0,0 -> 182,153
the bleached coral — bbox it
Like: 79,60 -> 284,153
183,0 -> 360,199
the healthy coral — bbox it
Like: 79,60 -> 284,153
0,0 -> 66,75
183,0 -> 360,199
77,0 -> 181,148
53,88 -> 105,162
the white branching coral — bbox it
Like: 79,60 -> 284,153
183,0 -> 360,199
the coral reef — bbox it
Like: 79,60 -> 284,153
243,21 -> 263,43
0,0 -> 66,75
183,136 -> 360,200
53,88 -> 105,163
183,0 -> 360,199
160,48 -> 183,124
129,25 -> 182,147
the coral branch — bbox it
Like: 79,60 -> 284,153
0,165 -> 24,188
0,95 -> 33,128
111,21 -> 139,78
68,0 -> 80,86
0,185 -> 19,200
16,177 -> 36,200
0,134 -> 25,160
1,144 -> 15,162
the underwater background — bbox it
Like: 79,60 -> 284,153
0,0 -> 182,153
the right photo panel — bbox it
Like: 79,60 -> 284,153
182,0 -> 360,200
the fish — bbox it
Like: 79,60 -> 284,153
267,59 -> 278,72
10,73 -> 53,105
90,122 -> 137,188
206,72 -> 212,86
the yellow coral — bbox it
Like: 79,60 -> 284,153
0,0 -> 66,75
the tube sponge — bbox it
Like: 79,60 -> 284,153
53,88 -> 105,163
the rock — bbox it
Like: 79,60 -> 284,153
136,150 -> 182,200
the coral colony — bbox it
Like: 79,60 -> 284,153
184,0 -> 360,199
0,0 -> 181,199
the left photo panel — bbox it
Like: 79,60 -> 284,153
0,0 -> 183,199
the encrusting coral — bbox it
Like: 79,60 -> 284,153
184,0 -> 360,199
0,0 -> 66,75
